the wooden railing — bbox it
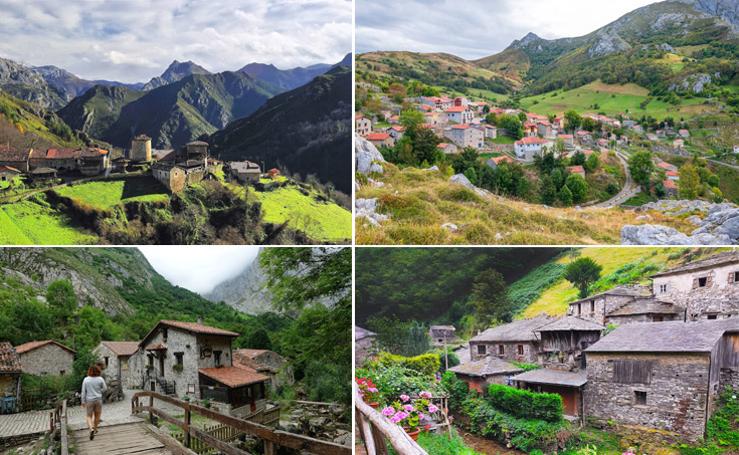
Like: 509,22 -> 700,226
173,423 -> 244,455
131,391 -> 351,455
355,386 -> 429,455
49,400 -> 69,455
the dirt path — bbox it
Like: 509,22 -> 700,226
459,430 -> 524,454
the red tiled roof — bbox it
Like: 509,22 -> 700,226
101,341 -> 139,356
0,342 -> 21,374
558,134 -> 573,139
199,366 -> 269,388
663,179 -> 677,189
567,165 -> 585,174
445,106 -> 466,113
666,170 -> 679,177
79,147 -> 109,158
451,124 -> 470,129
15,340 -> 75,355
576,130 -> 591,136
45,148 -> 78,159
491,155 -> 514,164
657,162 -> 676,170
390,125 -> 405,132
366,133 -> 390,141
516,137 -> 547,145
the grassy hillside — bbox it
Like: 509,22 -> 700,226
519,80 -> 721,120
519,247 -> 727,318
356,164 -> 694,245
0,195 -> 97,245
0,90 -> 83,150
54,178 -> 168,210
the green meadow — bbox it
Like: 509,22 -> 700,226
520,81 -> 719,120
54,178 -> 169,210
0,197 -> 97,245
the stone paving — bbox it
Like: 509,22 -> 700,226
0,390 -> 182,437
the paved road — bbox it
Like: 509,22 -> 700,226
707,158 -> 739,171
0,390 -> 180,438
592,151 -> 640,208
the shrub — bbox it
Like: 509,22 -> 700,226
440,371 -> 471,413
706,386 -> 739,448
357,364 -> 437,404
486,384 -> 563,422
375,352 -> 441,376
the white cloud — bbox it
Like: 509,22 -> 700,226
138,246 -> 259,295
0,0 -> 351,82
356,0 -> 659,58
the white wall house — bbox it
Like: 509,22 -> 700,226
445,124 -> 484,149
514,137 -> 550,161
445,106 -> 474,124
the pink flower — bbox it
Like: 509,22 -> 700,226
368,387 -> 378,393
390,411 -> 408,424
419,391 -> 432,399
428,404 -> 439,413
381,406 -> 395,417
400,394 -> 410,402
418,413 -> 425,419
403,404 -> 414,412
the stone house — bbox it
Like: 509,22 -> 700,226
15,340 -> 75,376
0,165 -> 21,185
469,315 -> 553,363
229,160 -> 261,184
584,319 -> 739,443
365,132 -> 393,148
445,124 -> 484,149
511,369 -> 588,418
0,342 -> 21,414
233,349 -> 292,388
152,163 -> 187,193
663,179 -> 678,197
387,125 -> 405,142
449,357 -> 523,393
355,326 -> 377,366
429,325 -> 457,347
605,298 -> 684,324
30,148 -> 78,171
129,135 -> 152,162
437,143 -> 458,155
534,317 -> 603,370
95,341 -> 142,388
566,285 -> 654,325
651,251 -> 739,320
514,137 -> 549,161
78,147 -> 110,176
139,320 -> 271,418
0,145 -> 31,172
355,114 -> 372,136
444,106 -> 473,124
566,165 -> 586,179
486,155 -> 515,169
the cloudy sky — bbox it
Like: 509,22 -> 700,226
357,0 -> 658,58
139,246 -> 259,294
0,0 -> 352,83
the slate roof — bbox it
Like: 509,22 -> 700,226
100,341 -> 140,356
0,342 -> 22,374
511,368 -> 588,387
586,319 -> 739,353
157,320 -> 239,337
15,340 -> 75,355
607,298 -> 684,317
651,252 -> 739,278
471,315 -> 552,342
233,349 -> 268,359
449,356 -> 522,378
536,316 -> 604,332
199,366 -> 269,388
569,285 -> 652,306
230,160 -> 260,173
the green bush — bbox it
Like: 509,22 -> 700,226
463,396 -> 569,452
486,384 -> 563,422
375,352 -> 441,376
357,364 -> 437,404
441,371 -> 472,413
706,386 -> 739,448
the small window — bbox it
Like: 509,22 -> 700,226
590,301 -> 595,313
498,345 -> 505,355
653,316 -> 664,322
733,272 -> 739,283
59,370 -> 65,375
214,350 -> 222,367
162,328 -> 168,341
698,277 -> 708,287
577,303 -> 582,315
634,391 -> 647,405
174,352 -> 184,366
517,345 -> 524,355
477,345 -> 486,355
104,357 -> 109,367
707,314 -> 717,320
659,284 -> 667,293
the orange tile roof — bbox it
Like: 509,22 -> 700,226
491,155 -> 514,164
516,137 -> 548,145
199,366 -> 269,388
366,132 -> 390,141
0,342 -> 21,374
15,340 -> 75,355
45,148 -> 78,159
445,106 -> 466,113
567,165 -> 585,174
663,179 -> 678,189
101,341 -> 139,356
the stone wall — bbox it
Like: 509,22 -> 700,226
95,344 -> 122,383
719,368 -> 739,391
143,328 -> 199,398
585,352 -> 711,442
19,345 -> 74,376
469,341 -> 537,363
653,263 -> 739,319
568,294 -> 635,325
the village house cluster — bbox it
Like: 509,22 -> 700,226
0,143 -> 110,182
0,320 -> 290,421
356,252 -> 739,443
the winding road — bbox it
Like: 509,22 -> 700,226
592,150 -> 640,208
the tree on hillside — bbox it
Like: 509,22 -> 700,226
47,280 -> 77,327
565,174 -> 588,204
244,328 -> 272,350
584,153 -> 600,173
564,257 -> 603,298
469,269 -> 512,325
540,175 -> 558,206
388,82 -> 407,103
558,184 -> 573,205
564,110 -> 582,132
400,109 -> 424,130
497,114 -> 524,139
679,163 -> 702,199
412,127 -> 442,165
629,151 -> 655,190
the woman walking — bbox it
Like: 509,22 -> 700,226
81,365 -> 107,440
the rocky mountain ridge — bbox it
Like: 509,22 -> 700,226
203,249 -> 273,314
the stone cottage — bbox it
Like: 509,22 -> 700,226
15,340 -> 75,376
0,145 -> 31,172
566,285 -> 653,325
429,325 -> 457,347
233,349 -> 292,388
229,161 -> 261,184
0,342 -> 21,414
449,356 -> 522,393
535,316 -> 603,370
469,315 -> 553,363
139,320 -> 271,418
95,341 -> 142,388
651,251 -> 739,320
152,141 -> 210,193
511,369 -> 588,418
354,326 -> 377,366
584,319 -> 739,442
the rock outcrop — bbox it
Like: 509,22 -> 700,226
355,198 -> 389,226
355,135 -> 386,175
449,173 -> 490,197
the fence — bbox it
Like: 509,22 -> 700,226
173,423 -> 245,455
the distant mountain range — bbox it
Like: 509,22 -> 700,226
208,65 -> 352,193
204,249 -> 273,315
358,0 -> 738,96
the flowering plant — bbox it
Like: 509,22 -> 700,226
356,377 -> 381,404
381,391 -> 439,432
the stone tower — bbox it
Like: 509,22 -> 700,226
130,134 -> 152,162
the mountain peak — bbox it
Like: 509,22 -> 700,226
143,59 -> 211,90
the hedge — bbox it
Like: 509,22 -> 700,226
486,384 -> 563,422
375,352 -> 441,376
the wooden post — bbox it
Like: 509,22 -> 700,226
264,440 -> 275,455
149,394 -> 154,424
184,406 -> 191,448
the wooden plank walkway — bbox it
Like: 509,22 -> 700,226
72,422 -> 171,455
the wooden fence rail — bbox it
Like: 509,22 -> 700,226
131,391 -> 350,455
48,400 -> 69,455
174,423 -> 245,455
354,385 -> 428,455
